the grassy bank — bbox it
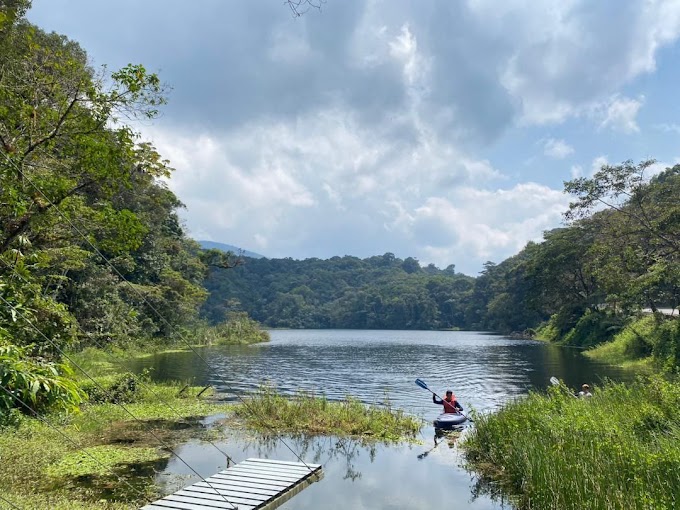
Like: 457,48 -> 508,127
586,315 -> 679,371
0,380 -> 232,509
534,312 -> 679,373
234,385 -> 422,441
462,376 -> 680,509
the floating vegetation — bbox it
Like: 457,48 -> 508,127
234,385 -> 422,441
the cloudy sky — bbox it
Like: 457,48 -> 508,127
30,0 -> 680,274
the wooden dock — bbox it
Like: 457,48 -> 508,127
141,458 -> 322,510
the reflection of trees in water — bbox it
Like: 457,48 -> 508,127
240,433 -> 378,481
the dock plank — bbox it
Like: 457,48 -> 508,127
193,480 -> 279,496
141,458 -> 322,510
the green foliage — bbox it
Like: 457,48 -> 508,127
534,315 -> 561,341
560,309 -> 624,348
0,373 -> 231,508
202,253 -> 475,330
235,384 -> 421,441
588,315 -> 680,371
192,312 -> 270,345
0,339 -> 85,415
0,10 -> 211,356
80,371 -> 146,404
463,376 -> 680,509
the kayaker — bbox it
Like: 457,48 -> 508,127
578,384 -> 592,398
433,390 -> 463,414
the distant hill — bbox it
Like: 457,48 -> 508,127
197,240 -> 264,259
200,253 -> 476,330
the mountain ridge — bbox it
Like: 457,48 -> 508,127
197,240 -> 264,259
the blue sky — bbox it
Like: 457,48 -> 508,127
29,0 -> 680,274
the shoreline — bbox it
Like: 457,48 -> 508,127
0,345 -> 422,509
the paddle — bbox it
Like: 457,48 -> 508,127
550,376 -> 578,398
415,378 -> 470,420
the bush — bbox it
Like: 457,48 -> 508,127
587,315 -> 680,370
192,312 -> 270,345
0,340 -> 85,415
561,309 -> 624,348
651,316 -> 680,371
80,371 -> 146,404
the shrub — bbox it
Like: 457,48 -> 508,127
192,312 -> 270,345
0,340 -> 85,415
561,309 -> 624,348
80,371 -> 146,404
587,315 -> 680,370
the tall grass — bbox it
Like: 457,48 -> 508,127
235,385 -> 422,441
463,376 -> 680,509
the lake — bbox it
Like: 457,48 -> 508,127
136,330 -> 633,509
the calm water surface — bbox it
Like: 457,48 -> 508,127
137,330 -> 633,509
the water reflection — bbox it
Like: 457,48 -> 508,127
237,432 -> 374,481
134,330 -> 633,423
157,423 -> 501,510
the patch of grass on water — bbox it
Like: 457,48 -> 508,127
234,385 -> 422,441
462,375 -> 680,509
46,445 -> 170,478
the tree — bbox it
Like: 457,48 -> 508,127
564,160 -> 679,256
0,19 -> 165,254
564,162 -> 680,312
0,13 -> 211,354
285,0 -> 326,17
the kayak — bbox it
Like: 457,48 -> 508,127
433,412 -> 467,429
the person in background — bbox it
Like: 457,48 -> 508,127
578,384 -> 593,398
433,389 -> 463,414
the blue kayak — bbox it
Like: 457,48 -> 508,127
433,412 -> 467,429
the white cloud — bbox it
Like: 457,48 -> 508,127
599,95 -> 644,133
493,1 -> 680,125
543,138 -> 574,159
655,123 -> 680,134
29,0 -> 680,273
144,108 -> 506,272
591,155 -> 609,176
389,24 -> 426,87
409,183 -> 570,267
570,165 -> 583,179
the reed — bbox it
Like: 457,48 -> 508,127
235,385 -> 422,441
462,376 -> 680,509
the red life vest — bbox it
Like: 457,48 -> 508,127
442,395 -> 458,414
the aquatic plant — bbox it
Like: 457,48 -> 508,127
235,385 -> 422,441
463,376 -> 680,509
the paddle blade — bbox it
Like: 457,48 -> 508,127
415,378 -> 429,390
550,376 -> 559,386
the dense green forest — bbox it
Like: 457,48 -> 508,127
0,1 -> 255,415
202,254 -> 475,329
204,160 -> 679,368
